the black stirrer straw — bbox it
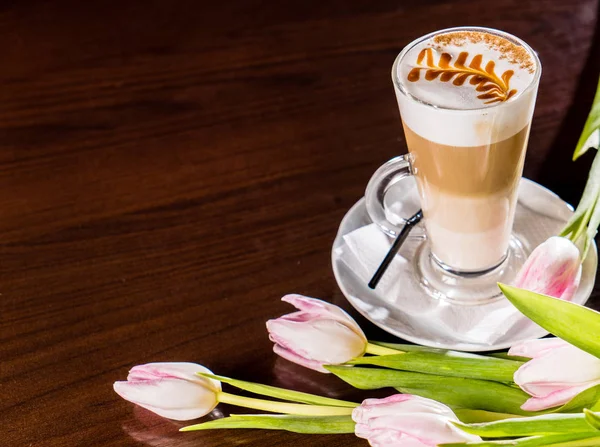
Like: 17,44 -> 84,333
368,209 -> 423,290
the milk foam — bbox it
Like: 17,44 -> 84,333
393,29 -> 539,147
399,40 -> 535,110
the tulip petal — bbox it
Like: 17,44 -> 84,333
353,395 -> 413,423
359,429 -> 431,447
353,395 -> 480,446
113,378 -> 218,420
512,340 -> 600,411
281,295 -> 365,336
113,378 -> 209,409
513,237 -> 581,300
361,414 -> 479,445
514,344 -> 600,395
272,344 -> 329,373
521,381 -> 600,411
508,338 -> 569,359
134,401 -> 214,421
268,295 -> 368,372
353,394 -> 456,423
114,362 -> 221,421
267,319 -> 366,364
127,363 -> 221,392
560,264 -> 582,301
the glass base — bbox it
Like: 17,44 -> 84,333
414,235 -> 528,305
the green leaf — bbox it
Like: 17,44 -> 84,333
199,373 -> 357,408
442,432 -> 600,447
498,284 -> 600,359
584,409 -> 600,431
325,365 -> 531,415
373,342 -> 528,363
551,385 -> 600,413
454,409 -> 521,423
555,436 -> 600,447
348,351 -> 522,383
180,414 -> 355,434
574,76 -> 600,160
584,170 -> 600,257
396,385 -> 531,417
560,149 -> 600,241
454,413 -> 591,437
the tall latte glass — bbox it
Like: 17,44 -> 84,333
366,27 -> 541,304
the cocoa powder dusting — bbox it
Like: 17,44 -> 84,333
432,31 -> 535,73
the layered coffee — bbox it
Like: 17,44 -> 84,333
393,29 -> 539,272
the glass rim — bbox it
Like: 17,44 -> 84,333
392,26 -> 542,112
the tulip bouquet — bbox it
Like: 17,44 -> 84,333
114,79 -> 600,446
115,293 -> 600,446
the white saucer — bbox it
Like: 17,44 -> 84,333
331,178 -> 597,352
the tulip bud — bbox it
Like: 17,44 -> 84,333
513,236 -> 581,301
266,294 -> 367,373
509,338 -> 600,411
352,394 -> 480,447
113,362 -> 221,421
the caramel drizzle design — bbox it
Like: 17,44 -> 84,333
407,48 -> 518,104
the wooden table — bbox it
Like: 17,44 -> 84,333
2,1 -> 599,445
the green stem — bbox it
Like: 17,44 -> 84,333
180,414 -> 356,434
454,408 -> 520,423
217,392 -> 355,416
365,342 -> 404,356
571,199 -> 596,243
201,373 -> 358,408
559,213 -> 584,238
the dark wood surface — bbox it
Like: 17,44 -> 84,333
2,1 -> 599,446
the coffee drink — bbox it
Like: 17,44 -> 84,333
393,29 -> 539,272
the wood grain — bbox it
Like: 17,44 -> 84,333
1,0 -> 599,445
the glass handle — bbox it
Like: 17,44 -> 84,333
365,155 -> 416,237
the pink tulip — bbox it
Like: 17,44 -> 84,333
509,338 -> 600,411
266,294 -> 367,373
113,362 -> 221,420
352,394 -> 480,447
513,236 -> 581,301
